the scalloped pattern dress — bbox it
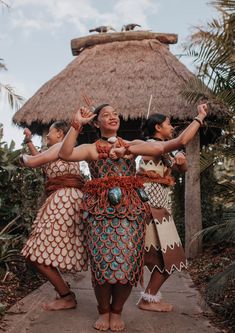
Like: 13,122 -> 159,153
22,159 -> 88,272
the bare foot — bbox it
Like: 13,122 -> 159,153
93,313 -> 110,331
42,294 -> 77,311
110,313 -> 125,331
137,298 -> 173,312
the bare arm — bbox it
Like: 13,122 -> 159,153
112,104 -> 208,158
161,103 -> 207,153
22,143 -> 61,168
23,128 -> 39,156
26,141 -> 40,156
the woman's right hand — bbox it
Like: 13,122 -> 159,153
73,106 -> 96,125
197,103 -> 208,120
23,128 -> 32,138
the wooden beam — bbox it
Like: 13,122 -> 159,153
71,31 -> 178,56
185,133 -> 202,259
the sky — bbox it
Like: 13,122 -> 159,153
0,0 -> 218,148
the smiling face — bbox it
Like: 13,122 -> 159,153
95,105 -> 120,135
155,117 -> 174,140
46,125 -> 64,146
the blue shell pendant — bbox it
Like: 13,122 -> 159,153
136,188 -> 149,202
108,187 -> 122,205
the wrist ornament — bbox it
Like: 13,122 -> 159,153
23,137 -> 32,144
71,118 -> 82,132
194,116 -> 203,126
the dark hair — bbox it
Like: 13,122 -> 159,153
142,114 -> 167,138
51,121 -> 70,135
93,104 -> 110,119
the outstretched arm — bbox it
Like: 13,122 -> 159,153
23,128 -> 39,156
158,104 -> 207,154
112,104 -> 208,158
21,142 -> 62,168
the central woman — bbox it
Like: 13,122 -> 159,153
59,103 -> 207,331
59,104 -> 150,331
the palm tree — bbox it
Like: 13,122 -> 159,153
182,0 -> 235,303
182,0 -> 235,109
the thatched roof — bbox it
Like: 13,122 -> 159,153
13,32 -> 229,136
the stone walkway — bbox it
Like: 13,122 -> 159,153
2,269 -> 220,333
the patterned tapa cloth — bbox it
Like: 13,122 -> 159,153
138,156 -> 187,274
22,159 -> 88,272
82,139 -> 150,286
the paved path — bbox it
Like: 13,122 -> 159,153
2,270 -> 219,333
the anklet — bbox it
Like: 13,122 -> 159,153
140,291 -> 162,303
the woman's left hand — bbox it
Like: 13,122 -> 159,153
110,147 -> 126,159
174,152 -> 186,165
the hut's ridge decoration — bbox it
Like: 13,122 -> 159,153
71,31 -> 178,55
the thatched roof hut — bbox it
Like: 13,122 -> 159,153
13,31 -> 228,143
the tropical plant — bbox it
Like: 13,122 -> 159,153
0,124 -> 44,280
0,59 -> 24,110
180,1 -> 235,319
182,0 -> 235,109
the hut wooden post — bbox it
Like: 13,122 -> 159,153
185,133 -> 202,258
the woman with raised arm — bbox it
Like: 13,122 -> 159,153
59,103 -> 207,331
20,121 -> 88,311
136,111 -> 191,312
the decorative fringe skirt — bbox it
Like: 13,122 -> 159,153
83,176 -> 150,286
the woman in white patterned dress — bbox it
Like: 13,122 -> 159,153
21,121 -> 88,311
136,113 -> 188,312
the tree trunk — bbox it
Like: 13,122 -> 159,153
185,133 -> 202,259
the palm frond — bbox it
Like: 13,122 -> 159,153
200,150 -> 216,173
0,83 -> 24,110
0,59 -> 7,71
206,261 -> 235,300
191,210 -> 235,243
210,0 -> 235,13
0,0 -> 10,8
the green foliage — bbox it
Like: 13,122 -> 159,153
182,0 -> 235,110
0,124 -> 44,276
207,261 -> 235,299
180,1 -> 235,308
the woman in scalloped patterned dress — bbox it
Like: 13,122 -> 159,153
21,121 -> 88,311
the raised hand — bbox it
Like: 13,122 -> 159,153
23,128 -> 32,138
197,103 -> 208,120
73,106 -> 96,126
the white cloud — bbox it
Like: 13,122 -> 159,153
8,0 -> 160,34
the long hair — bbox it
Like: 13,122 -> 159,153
141,113 -> 166,139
